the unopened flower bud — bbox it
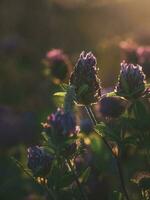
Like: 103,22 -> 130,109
27,146 -> 53,177
115,61 -> 146,99
99,96 -> 128,118
70,51 -> 101,105
80,119 -> 93,134
45,49 -> 72,83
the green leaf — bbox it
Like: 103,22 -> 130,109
130,84 -> 145,97
121,75 -> 130,95
59,172 -> 75,188
112,191 -> 123,200
77,84 -> 89,96
95,123 -> 120,142
107,91 -> 116,97
79,167 -> 91,184
60,83 -> 69,91
95,122 -> 107,137
64,85 -> 76,113
134,100 -> 147,116
41,131 -> 49,142
53,92 -> 66,97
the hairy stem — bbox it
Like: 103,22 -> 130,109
67,159 -> 88,200
85,106 -> 97,126
85,105 -> 130,200
11,157 -> 57,200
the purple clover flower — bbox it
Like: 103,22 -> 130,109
27,146 -> 53,177
80,119 -> 93,134
70,51 -> 101,105
45,108 -> 77,137
99,96 -> 128,118
115,61 -> 146,99
45,49 -> 72,82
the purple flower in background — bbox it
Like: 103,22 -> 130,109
119,39 -> 138,64
45,49 -> 72,82
136,46 -> 150,77
44,108 -> 77,137
70,51 -> 101,105
120,39 -> 150,77
115,61 -> 146,99
80,118 -> 93,134
99,96 -> 128,118
27,146 -> 53,177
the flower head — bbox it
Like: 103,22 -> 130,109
45,49 -> 72,82
44,108 -> 77,137
27,146 -> 53,177
115,61 -> 146,99
70,51 -> 101,105
99,96 -> 128,118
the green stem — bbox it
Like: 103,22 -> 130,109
67,159 -> 88,200
85,105 -> 130,200
85,106 -> 97,126
11,157 -> 57,200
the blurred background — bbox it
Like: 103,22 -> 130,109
0,0 -> 150,199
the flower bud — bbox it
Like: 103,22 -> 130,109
27,146 -> 53,177
115,61 -> 146,99
45,49 -> 72,83
70,51 -> 101,105
99,96 -> 128,118
80,119 -> 93,134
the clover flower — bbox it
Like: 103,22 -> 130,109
115,61 -> 146,99
80,119 -> 93,134
70,51 -> 101,105
99,96 -> 128,118
44,108 -> 77,137
45,49 -> 72,82
27,146 -> 53,177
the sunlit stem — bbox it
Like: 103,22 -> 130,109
85,105 -> 130,200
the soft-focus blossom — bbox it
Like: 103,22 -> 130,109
43,108 -> 77,137
136,46 -> 150,77
120,39 -> 150,77
27,146 -> 53,177
119,39 -> 138,64
70,51 -> 101,105
80,118 -> 93,134
45,49 -> 72,83
115,61 -> 146,99
99,96 -> 128,118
